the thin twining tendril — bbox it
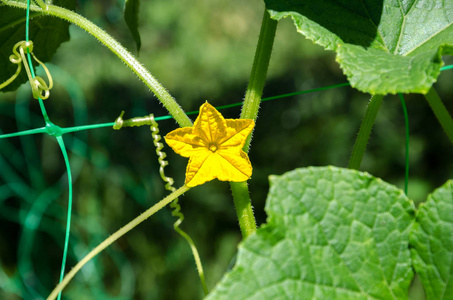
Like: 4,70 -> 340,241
113,111 -> 176,189
149,116 -> 177,192
0,41 -> 53,100
113,111 -> 176,191
113,111 -> 209,295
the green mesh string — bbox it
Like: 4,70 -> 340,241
55,136 -> 72,300
441,65 -> 453,71
398,93 -> 410,195
0,67 -> 130,299
1,81 -> 353,139
25,1 -> 72,300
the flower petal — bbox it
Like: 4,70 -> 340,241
165,127 -> 206,157
220,119 -> 255,149
193,102 -> 227,144
185,150 -> 214,187
185,149 -> 252,187
216,149 -> 252,180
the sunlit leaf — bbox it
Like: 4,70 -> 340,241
410,180 -> 453,299
264,0 -> 453,94
207,167 -> 415,299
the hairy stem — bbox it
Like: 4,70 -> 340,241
241,9 -> 278,150
230,9 -> 277,239
348,94 -> 384,170
3,0 -> 192,127
424,87 -> 453,143
47,185 -> 191,300
230,182 -> 256,238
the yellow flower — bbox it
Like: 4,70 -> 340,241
165,102 -> 254,187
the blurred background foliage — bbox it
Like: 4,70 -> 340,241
0,0 -> 452,299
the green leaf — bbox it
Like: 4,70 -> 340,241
0,0 -> 75,93
124,0 -> 141,53
207,166 -> 415,299
410,180 -> 453,299
264,0 -> 453,95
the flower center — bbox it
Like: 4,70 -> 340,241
208,143 -> 218,152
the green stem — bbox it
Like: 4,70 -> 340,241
230,182 -> 257,238
424,87 -> 453,143
3,0 -> 192,128
348,94 -> 384,170
46,185 -> 190,300
240,9 -> 278,150
230,9 -> 277,239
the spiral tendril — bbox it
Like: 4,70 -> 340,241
149,115 -> 176,192
113,112 -> 208,294
0,41 -> 53,100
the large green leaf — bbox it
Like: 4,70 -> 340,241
207,166 -> 415,299
410,180 -> 453,300
0,0 -> 75,93
264,0 -> 453,95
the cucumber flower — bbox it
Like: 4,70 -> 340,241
165,102 -> 254,187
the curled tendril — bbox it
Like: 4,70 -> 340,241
148,115 -> 208,294
113,111 -> 154,129
113,111 -> 208,294
113,111 -> 126,129
0,40 -> 53,100
113,112 -> 177,193
149,115 -> 176,193
113,112 -> 176,190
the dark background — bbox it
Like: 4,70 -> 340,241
0,0 -> 452,299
